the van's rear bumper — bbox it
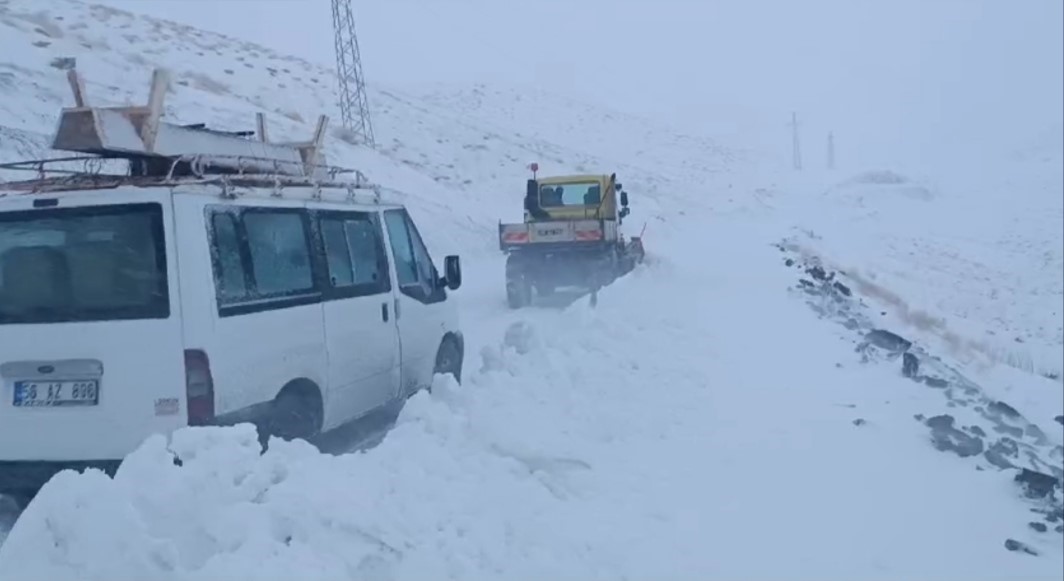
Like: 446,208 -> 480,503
0,459 -> 121,494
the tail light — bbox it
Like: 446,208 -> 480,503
184,349 -> 215,426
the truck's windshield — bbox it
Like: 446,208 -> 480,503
0,202 -> 169,324
539,182 -> 602,207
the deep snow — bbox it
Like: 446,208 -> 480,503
0,1 -> 1061,579
4,218 -> 1061,580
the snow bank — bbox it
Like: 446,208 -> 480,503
787,159 -> 1064,384
2,219 -> 1060,581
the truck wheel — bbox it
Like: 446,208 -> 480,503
505,255 -> 531,309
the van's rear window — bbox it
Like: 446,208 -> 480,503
0,202 -> 169,324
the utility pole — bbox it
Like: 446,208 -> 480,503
827,131 -> 835,170
790,112 -> 802,171
332,0 -> 375,146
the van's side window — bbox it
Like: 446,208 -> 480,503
210,213 -> 247,301
243,210 -> 314,296
383,209 -> 444,304
405,214 -> 437,291
321,218 -> 355,286
346,218 -> 387,287
383,210 -> 418,287
319,211 -> 391,297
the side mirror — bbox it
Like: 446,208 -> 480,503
620,191 -> 629,207
619,207 -> 630,219
443,255 -> 462,290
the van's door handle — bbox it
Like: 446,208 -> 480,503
394,298 -> 401,320
381,302 -> 389,322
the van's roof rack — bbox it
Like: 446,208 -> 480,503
0,65 -> 381,203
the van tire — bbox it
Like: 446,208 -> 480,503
433,336 -> 463,386
265,380 -> 323,442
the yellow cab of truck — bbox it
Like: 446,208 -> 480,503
524,174 -> 620,222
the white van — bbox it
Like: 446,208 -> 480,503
0,175 -> 463,497
0,71 -> 464,499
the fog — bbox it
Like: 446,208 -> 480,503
98,0 -> 1062,167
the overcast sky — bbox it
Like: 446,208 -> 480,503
96,0 -> 1062,165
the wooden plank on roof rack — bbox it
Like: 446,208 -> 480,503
256,113 -> 270,143
140,68 -> 169,152
66,69 -> 88,108
8,66 -> 382,186
47,67 -> 310,176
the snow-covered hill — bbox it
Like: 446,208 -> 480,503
0,1 -> 1061,579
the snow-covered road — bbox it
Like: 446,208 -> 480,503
2,210 -> 1058,580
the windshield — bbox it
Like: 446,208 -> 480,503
539,182 -> 603,207
0,202 -> 169,324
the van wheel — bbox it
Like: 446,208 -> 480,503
266,382 -> 323,442
433,337 -> 463,387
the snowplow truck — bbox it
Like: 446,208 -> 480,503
498,171 -> 645,308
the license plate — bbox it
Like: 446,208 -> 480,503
13,380 -> 99,407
